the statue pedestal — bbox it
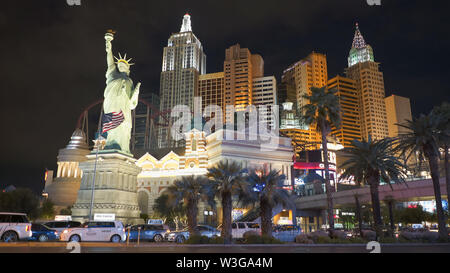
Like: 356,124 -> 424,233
71,150 -> 143,225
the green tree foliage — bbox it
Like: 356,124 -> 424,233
40,199 -> 55,220
207,160 -> 251,244
0,188 -> 40,219
153,193 -> 186,230
246,169 -> 292,237
165,175 -> 215,235
340,137 -> 407,238
396,113 -> 449,240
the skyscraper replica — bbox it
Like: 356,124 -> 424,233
345,23 -> 389,140
280,52 -> 328,153
224,44 -> 264,122
327,75 -> 362,147
158,14 -> 206,148
385,94 -> 412,138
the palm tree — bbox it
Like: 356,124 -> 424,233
340,137 -> 407,238
302,86 -> 341,230
165,175 -> 215,235
432,102 -> 450,211
396,114 -> 449,240
246,169 -> 293,237
207,160 -> 250,244
383,196 -> 396,237
153,193 -> 186,231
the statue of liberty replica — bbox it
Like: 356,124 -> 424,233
72,31 -> 143,225
103,30 -> 140,154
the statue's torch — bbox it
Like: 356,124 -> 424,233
105,29 -> 115,42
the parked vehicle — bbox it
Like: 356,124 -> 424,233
231,222 -> 261,238
44,221 -> 82,233
127,224 -> 169,242
0,212 -> 32,242
29,223 -> 59,242
60,221 -> 126,242
165,225 -> 220,243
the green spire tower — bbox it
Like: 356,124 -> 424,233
348,23 -> 374,67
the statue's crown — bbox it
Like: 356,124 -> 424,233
114,53 -> 134,66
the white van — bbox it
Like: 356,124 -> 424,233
60,221 -> 126,242
0,212 -> 32,242
231,222 -> 261,238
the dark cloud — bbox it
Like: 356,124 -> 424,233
0,0 -> 449,192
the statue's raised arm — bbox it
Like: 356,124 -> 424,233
105,31 -> 115,78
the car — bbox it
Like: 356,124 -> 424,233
0,212 -> 32,242
127,224 -> 169,242
60,221 -> 126,242
231,222 -> 261,238
29,223 -> 59,242
44,220 -> 82,233
165,225 -> 220,243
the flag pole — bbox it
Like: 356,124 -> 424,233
88,108 -> 104,221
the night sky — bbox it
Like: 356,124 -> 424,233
1,0 -> 449,193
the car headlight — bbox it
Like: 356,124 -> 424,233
63,229 -> 69,234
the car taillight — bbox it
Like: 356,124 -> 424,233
26,225 -> 31,232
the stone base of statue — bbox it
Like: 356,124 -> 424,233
71,149 -> 143,225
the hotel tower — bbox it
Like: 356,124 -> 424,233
158,14 -> 206,148
345,23 -> 389,140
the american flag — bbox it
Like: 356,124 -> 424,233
102,110 -> 124,133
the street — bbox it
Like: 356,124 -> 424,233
1,242 -> 449,253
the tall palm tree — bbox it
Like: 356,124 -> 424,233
302,86 -> 341,230
396,114 -> 449,240
207,160 -> 250,244
340,137 -> 407,238
432,102 -> 450,211
165,175 -> 215,235
246,169 -> 293,237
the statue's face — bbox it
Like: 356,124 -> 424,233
117,62 -> 130,73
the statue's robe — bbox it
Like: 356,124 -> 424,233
103,66 -> 138,153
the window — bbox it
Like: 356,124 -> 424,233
0,215 -> 11,223
238,223 -> 246,229
232,223 -> 237,229
55,222 -> 69,228
10,215 -> 28,223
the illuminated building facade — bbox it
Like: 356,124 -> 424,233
327,75 -> 362,147
198,72 -> 225,121
384,94 -> 412,138
345,23 -> 389,140
158,14 -> 206,148
224,44 -> 264,121
252,76 -> 277,128
136,128 -> 294,223
280,52 -> 328,150
44,129 -> 90,212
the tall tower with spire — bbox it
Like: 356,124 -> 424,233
348,23 -> 375,67
345,23 -> 388,140
158,14 -> 206,149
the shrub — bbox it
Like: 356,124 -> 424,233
243,230 -> 259,239
244,235 -> 283,244
379,237 -> 397,244
185,235 -> 225,244
361,230 -> 377,241
421,231 -> 439,242
295,234 -> 314,244
308,231 -> 330,243
329,230 -> 347,240
315,236 -> 332,244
